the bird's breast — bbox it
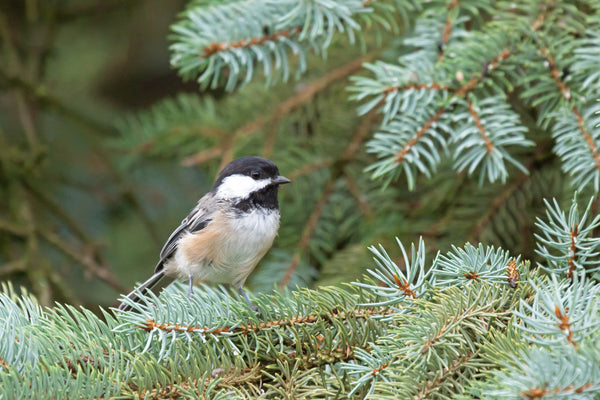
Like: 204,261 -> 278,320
168,208 -> 280,286
228,208 -> 280,243
221,208 -> 280,264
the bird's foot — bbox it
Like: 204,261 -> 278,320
250,304 -> 261,316
187,275 -> 194,299
239,287 -> 261,316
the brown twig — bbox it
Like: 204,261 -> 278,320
39,228 -> 125,293
134,366 -> 262,400
140,307 -> 393,334
522,383 -> 593,399
383,82 -> 450,95
180,145 -> 226,167
182,57 -> 370,166
203,27 -> 303,57
380,48 -> 511,105
568,224 -> 578,279
343,109 -> 380,160
344,176 -> 373,219
371,361 -> 390,376
395,108 -> 445,163
539,47 -> 600,171
466,100 -> 494,153
0,259 -> 27,277
555,305 -> 576,348
216,131 -> 239,173
530,1 -> 554,32
523,387 -> 550,399
0,357 -> 8,371
15,92 -> 40,149
438,0 -> 461,62
455,49 -> 511,98
540,49 -> 571,100
0,219 -> 28,237
413,354 -> 473,400
463,271 -> 480,280
573,108 -> 600,171
393,274 -> 417,298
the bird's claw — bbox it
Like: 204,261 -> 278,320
239,287 -> 261,316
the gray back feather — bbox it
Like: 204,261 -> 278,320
154,192 -> 218,273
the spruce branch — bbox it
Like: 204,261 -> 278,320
436,0 -> 480,63
572,29 -> 600,91
432,242 -> 522,289
366,106 -> 447,190
1,218 -> 599,398
552,102 -> 600,191
413,353 -> 474,400
482,342 -> 600,399
165,0 -> 600,192
343,282 -> 520,399
515,273 -> 600,349
452,96 -> 533,185
354,237 -> 432,307
348,2 -> 600,190
169,0 -> 408,91
5,1 -> 600,398
353,40 -> 525,188
535,193 -> 600,278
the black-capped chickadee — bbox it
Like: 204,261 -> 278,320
118,156 -> 290,311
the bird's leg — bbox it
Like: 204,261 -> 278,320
188,275 -> 194,298
238,286 -> 260,315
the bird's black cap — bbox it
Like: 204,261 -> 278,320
213,156 -> 281,190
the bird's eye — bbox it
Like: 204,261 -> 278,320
251,170 -> 261,180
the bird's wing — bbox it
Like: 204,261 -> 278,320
155,192 -> 218,273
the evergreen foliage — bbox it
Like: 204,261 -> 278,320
2,0 -> 600,398
167,0 -> 600,191
1,195 -> 599,398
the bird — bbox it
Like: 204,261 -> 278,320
118,156 -> 290,312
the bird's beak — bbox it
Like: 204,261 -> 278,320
273,175 -> 291,185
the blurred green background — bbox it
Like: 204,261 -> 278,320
0,0 -> 581,310
1,0 -> 211,307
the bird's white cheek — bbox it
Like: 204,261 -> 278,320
216,175 -> 270,199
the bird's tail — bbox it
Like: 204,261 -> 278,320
117,271 -> 170,311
